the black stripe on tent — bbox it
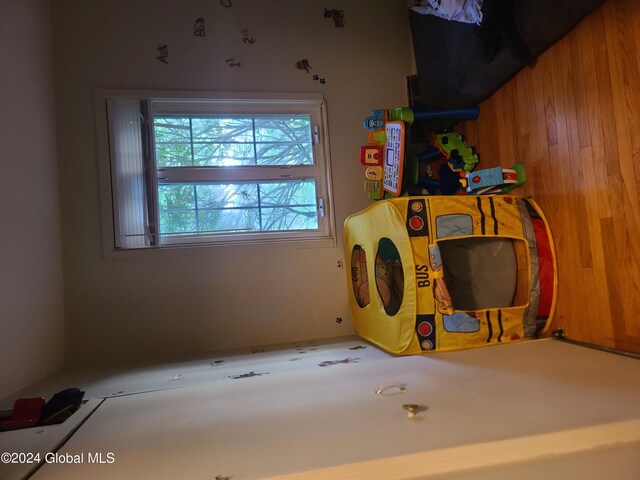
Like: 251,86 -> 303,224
497,310 -> 504,342
486,311 -> 493,343
476,197 -> 486,235
489,197 -> 498,235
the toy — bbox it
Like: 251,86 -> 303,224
344,196 -> 557,354
388,106 -> 480,124
363,109 -> 386,131
382,121 -> 405,196
501,162 -> 526,193
435,132 -> 479,173
360,107 -> 480,200
365,166 -> 383,180
414,133 -> 480,195
364,180 -> 384,199
359,145 -> 383,166
418,161 -> 465,195
465,163 -> 525,194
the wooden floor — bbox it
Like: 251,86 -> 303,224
458,0 -> 640,354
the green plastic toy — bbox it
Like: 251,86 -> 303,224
435,132 -> 479,173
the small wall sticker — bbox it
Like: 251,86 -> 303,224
219,0 -> 232,7
324,8 -> 346,28
225,57 -> 243,67
156,44 -> 169,64
194,17 -> 206,37
318,358 -> 360,367
313,74 -> 326,85
228,371 -> 269,379
295,59 -> 312,73
241,29 -> 256,44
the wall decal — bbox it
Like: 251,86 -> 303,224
156,44 -> 169,64
295,59 -> 312,73
324,8 -> 346,28
228,371 -> 269,379
296,59 -> 325,83
194,17 -> 206,37
220,0 -> 232,7
225,57 -> 243,67
318,357 -> 360,367
241,29 -> 256,44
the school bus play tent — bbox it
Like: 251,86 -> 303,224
344,196 -> 557,354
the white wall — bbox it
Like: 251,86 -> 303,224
0,0 -> 66,399
53,0 -> 413,365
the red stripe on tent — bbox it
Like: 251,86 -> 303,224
532,218 -> 554,318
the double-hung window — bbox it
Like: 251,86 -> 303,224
95,90 -> 335,255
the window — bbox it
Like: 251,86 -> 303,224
95,90 -> 335,255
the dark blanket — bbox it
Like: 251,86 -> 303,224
409,0 -> 605,110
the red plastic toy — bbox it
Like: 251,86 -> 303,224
359,145 -> 383,166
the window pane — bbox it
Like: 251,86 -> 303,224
193,143 -> 255,167
255,116 -> 312,166
153,115 -> 314,167
260,181 -> 318,231
158,185 -> 197,235
156,142 -> 193,167
154,117 -> 191,142
256,142 -> 312,165
261,206 -> 318,231
157,180 -> 318,238
159,211 -> 197,234
196,184 -> 258,208
158,184 -> 196,210
259,181 -> 317,206
254,117 -> 311,143
191,118 -> 254,142
197,208 -> 260,233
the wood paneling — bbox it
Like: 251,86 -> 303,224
458,0 -> 640,354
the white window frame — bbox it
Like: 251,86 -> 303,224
95,89 -> 336,259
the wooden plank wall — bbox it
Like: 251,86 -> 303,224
458,0 -> 640,354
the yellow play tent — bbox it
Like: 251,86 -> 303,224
344,195 -> 557,354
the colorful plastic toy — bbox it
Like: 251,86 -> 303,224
363,109 -> 385,131
465,163 -> 526,195
360,107 -> 480,200
359,145 -> 383,166
382,121 -> 405,197
388,106 -> 480,125
435,132 -> 479,173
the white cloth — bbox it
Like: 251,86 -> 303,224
410,0 -> 484,25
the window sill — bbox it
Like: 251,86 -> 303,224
101,236 -> 337,261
